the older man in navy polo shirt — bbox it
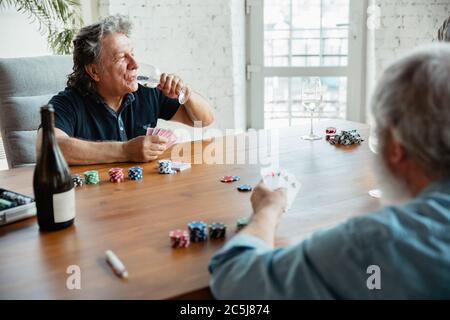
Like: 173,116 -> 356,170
37,14 -> 214,165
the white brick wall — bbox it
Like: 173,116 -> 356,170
231,0 -> 247,131
100,0 -> 246,131
374,0 -> 450,75
366,0 -> 450,122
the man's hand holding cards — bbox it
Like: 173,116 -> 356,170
146,127 -> 177,149
260,167 -> 301,212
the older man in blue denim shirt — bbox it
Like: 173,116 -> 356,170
208,44 -> 450,299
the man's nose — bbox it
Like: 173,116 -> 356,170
129,55 -> 139,70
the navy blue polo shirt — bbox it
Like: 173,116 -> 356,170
46,85 -> 180,141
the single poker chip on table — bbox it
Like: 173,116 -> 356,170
237,184 -> 252,192
220,175 -> 235,183
220,175 -> 240,183
209,222 -> 227,239
169,229 -> 190,248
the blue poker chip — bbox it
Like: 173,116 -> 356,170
237,184 -> 252,192
232,176 -> 240,181
128,166 -> 144,180
187,221 -> 208,242
188,221 -> 207,230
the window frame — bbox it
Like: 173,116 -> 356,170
247,0 -> 367,129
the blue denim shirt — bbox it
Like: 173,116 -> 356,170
209,179 -> 450,299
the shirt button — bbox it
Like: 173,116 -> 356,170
120,127 -> 124,131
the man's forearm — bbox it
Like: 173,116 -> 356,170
56,136 -> 128,165
184,91 -> 214,126
240,209 -> 279,248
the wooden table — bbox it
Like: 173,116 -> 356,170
0,120 -> 381,299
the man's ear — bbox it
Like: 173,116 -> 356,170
387,129 -> 407,166
84,64 -> 101,82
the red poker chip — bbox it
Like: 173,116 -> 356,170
220,176 -> 235,183
169,229 -> 187,238
108,168 -> 125,182
169,229 -> 190,248
326,127 -> 337,134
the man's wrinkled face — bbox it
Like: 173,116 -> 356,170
97,33 -> 139,95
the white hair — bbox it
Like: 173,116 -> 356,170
371,43 -> 450,179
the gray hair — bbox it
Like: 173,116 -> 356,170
67,14 -> 133,93
372,43 -> 450,179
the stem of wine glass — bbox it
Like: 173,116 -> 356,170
310,111 -> 314,136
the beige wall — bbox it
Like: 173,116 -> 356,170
0,1 -> 99,58
0,6 -> 51,58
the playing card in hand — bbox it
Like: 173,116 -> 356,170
146,127 -> 177,148
260,167 -> 301,212
146,127 -> 154,136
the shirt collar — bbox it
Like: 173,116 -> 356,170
89,91 -> 136,114
418,177 -> 450,198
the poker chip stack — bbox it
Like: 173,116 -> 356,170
84,170 -> 100,185
128,166 -> 143,180
1,191 -> 32,205
72,174 -> 83,187
188,221 -> 208,242
209,223 -> 227,239
169,229 -> 190,248
157,160 -> 176,174
108,168 -> 125,183
0,198 -> 15,210
329,129 -> 364,146
325,127 -> 337,141
236,217 -> 250,232
328,134 -> 341,145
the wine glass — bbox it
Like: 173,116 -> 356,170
368,124 -> 382,198
301,77 -> 323,140
137,63 -> 187,104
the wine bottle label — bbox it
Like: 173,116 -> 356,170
53,189 -> 75,223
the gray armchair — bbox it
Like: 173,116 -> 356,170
0,55 -> 72,168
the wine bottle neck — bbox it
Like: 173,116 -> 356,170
40,108 -> 57,149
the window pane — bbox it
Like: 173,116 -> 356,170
264,0 -> 349,67
264,76 -> 347,129
264,77 -> 290,129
